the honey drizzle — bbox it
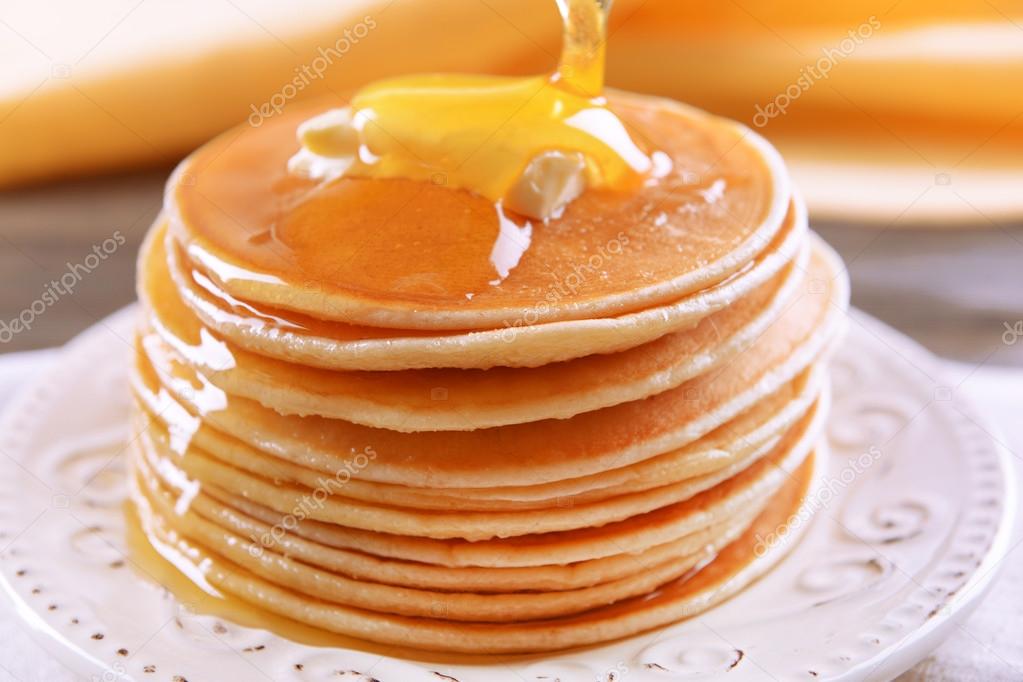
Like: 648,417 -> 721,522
555,0 -> 611,97
292,0 -> 653,220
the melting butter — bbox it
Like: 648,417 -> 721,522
289,0 -> 654,220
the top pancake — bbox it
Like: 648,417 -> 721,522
163,201 -> 804,370
167,90 -> 790,330
141,222 -> 813,431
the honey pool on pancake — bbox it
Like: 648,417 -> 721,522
171,97 -> 778,327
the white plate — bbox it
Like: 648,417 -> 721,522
0,306 -> 1013,682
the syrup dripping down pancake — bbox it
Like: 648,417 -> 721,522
131,246 -> 844,491
134,448 -> 762,623
132,394 -> 822,540
140,477 -> 759,593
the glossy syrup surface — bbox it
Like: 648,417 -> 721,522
172,93 -> 780,322
167,0 -> 787,326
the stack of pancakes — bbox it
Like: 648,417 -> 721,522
129,93 -> 849,654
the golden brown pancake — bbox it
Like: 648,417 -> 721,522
154,471 -> 761,593
140,222 -> 810,429
129,443 -> 819,653
127,81 -> 849,655
132,257 -> 842,489
133,395 -> 817,566
133,381 -> 822,510
163,199 -> 806,370
202,502 -> 754,594
167,92 -> 791,330
132,395 -> 821,540
129,300 -> 838,490
135,454 -> 759,623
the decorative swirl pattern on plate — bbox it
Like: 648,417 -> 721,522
797,555 -> 891,595
828,396 -> 915,451
639,639 -> 744,677
841,498 -> 932,545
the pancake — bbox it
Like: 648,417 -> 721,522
172,487 -> 760,592
166,91 -> 792,330
135,457 -> 757,623
163,196 -> 806,371
130,239 -> 844,490
131,394 -> 821,539
138,409 -> 816,567
140,221 -> 807,429
126,56 -> 850,654
133,378 -> 823,510
129,446 -> 820,653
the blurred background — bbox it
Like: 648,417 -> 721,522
0,3 -> 1022,680
1,0 -> 1021,369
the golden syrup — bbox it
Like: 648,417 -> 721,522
123,499 -> 507,666
292,0 -> 653,219
171,94 -> 779,326
166,0 -> 787,327
162,1 -> 794,332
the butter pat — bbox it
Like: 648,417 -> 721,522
284,21 -> 651,220
296,108 -> 360,158
288,108 -> 360,180
287,147 -> 354,181
504,151 -> 587,221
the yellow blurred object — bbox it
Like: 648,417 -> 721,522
605,0 -> 1023,223
0,0 -> 558,189
609,0 -> 1023,150
2,0 -> 1021,223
